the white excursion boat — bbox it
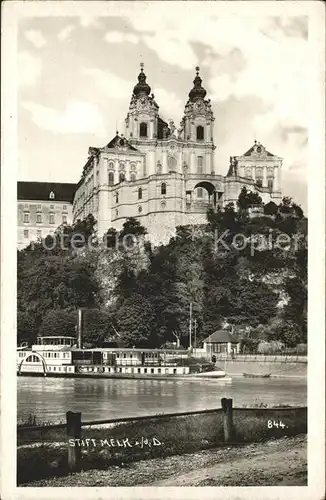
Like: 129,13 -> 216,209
16,336 -> 230,380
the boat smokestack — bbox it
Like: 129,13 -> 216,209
77,308 -> 83,349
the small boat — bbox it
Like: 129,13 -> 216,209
243,373 -> 271,379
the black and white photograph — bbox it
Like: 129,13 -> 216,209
1,1 -> 325,499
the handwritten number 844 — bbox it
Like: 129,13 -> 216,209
268,420 -> 286,428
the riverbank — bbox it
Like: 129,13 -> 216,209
17,404 -> 307,485
24,434 -> 307,487
221,360 -> 307,378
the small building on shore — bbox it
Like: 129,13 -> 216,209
203,330 -> 240,356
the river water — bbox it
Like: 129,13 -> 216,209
17,376 -> 307,424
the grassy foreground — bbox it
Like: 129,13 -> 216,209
17,406 -> 307,485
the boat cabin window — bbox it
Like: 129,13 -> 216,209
26,355 -> 39,363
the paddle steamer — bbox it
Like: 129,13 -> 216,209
17,336 -> 229,380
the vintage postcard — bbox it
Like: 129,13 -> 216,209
1,1 -> 325,499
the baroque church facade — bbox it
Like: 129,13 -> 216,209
73,64 -> 283,244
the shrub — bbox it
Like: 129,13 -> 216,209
257,341 -> 285,354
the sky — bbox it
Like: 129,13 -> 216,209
17,5 -> 309,210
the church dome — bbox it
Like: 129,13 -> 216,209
133,63 -> 151,97
188,66 -> 207,101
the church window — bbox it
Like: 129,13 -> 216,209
140,122 -> 148,138
256,167 -> 263,187
268,179 -> 274,191
197,156 -> 203,174
161,183 -> 166,195
108,171 -> 114,186
267,167 -> 274,178
119,162 -> 125,171
130,173 -> 136,182
168,157 -> 177,170
196,126 -> 204,140
108,161 -> 114,169
49,191 -> 55,200
138,188 -> 143,200
115,192 -> 119,204
245,167 -> 252,179
119,172 -> 125,183
197,188 -> 203,198
130,163 -> 136,171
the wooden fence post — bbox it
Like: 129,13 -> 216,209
66,411 -> 81,472
221,398 -> 233,443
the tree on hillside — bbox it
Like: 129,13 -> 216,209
264,201 -> 278,216
237,186 -> 263,210
17,254 -> 100,342
278,196 -> 293,215
120,217 -> 148,239
102,227 -> 118,248
292,203 -> 304,219
114,294 -> 157,347
17,311 -> 38,346
80,308 -> 116,347
39,309 -> 77,337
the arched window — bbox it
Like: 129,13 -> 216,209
196,126 -> 204,140
108,161 -> 114,169
140,122 -> 148,138
130,173 -> 136,182
245,167 -> 252,179
255,167 -> 263,187
161,182 -> 166,195
119,172 -> 125,183
130,163 -> 136,171
119,162 -> 125,171
168,157 -> 177,170
267,167 -> 274,178
26,355 -> 38,363
197,156 -> 203,174
138,188 -> 142,200
49,191 -> 55,200
115,192 -> 119,204
108,172 -> 114,186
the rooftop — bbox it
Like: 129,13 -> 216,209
243,141 -> 274,157
204,330 -> 239,343
18,182 -> 76,203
